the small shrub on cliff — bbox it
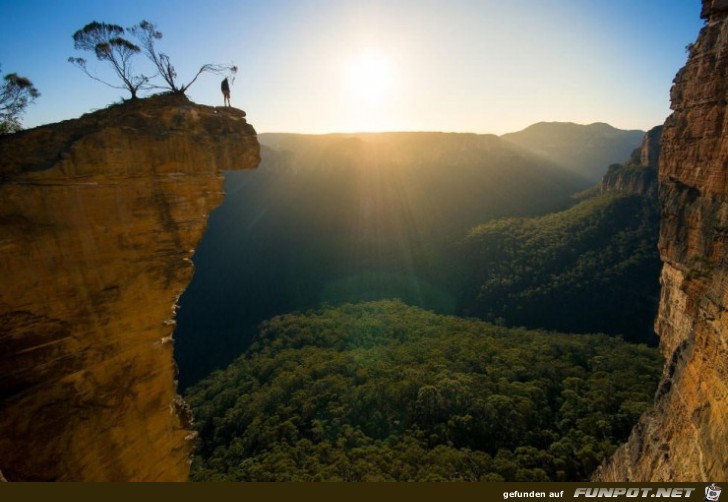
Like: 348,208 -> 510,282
0,65 -> 39,134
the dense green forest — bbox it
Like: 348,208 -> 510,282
458,191 -> 661,342
187,301 -> 662,481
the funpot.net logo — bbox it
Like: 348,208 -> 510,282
573,488 -> 696,498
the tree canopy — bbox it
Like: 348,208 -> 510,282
458,192 -> 661,343
187,300 -> 662,481
69,21 -> 149,99
0,66 -> 40,134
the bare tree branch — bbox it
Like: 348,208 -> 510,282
131,20 -> 237,94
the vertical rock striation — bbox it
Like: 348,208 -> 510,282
0,94 -> 260,481
596,0 -> 728,481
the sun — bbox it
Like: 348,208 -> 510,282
342,49 -> 394,103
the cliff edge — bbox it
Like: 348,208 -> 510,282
0,94 -> 260,481
596,0 -> 728,481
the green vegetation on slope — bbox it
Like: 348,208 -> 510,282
187,300 -> 661,481
459,192 -> 661,342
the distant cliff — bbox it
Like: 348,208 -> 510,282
0,94 -> 260,481
601,125 -> 662,197
596,0 -> 728,481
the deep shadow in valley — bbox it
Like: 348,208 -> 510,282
174,127 -> 652,389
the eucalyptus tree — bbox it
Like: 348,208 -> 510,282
0,66 -> 40,134
68,21 -> 150,99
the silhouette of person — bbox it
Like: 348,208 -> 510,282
221,77 -> 231,107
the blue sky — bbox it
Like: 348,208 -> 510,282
1,0 -> 703,134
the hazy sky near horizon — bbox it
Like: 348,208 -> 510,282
2,0 -> 703,134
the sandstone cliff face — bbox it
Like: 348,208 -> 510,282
601,126 -> 662,197
0,94 -> 260,481
596,2 -> 728,481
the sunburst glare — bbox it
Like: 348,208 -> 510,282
341,49 -> 394,104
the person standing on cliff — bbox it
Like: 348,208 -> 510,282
221,77 -> 231,107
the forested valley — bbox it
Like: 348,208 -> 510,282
459,191 -> 660,342
176,126 -> 663,481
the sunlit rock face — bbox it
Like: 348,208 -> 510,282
596,1 -> 728,481
0,94 -> 259,481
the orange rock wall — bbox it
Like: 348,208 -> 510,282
596,1 -> 728,481
0,95 -> 259,481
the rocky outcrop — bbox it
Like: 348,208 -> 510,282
595,2 -> 728,481
0,94 -> 260,481
601,126 -> 662,197
639,125 -> 662,169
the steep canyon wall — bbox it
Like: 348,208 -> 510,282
597,0 -> 728,481
0,94 -> 259,481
